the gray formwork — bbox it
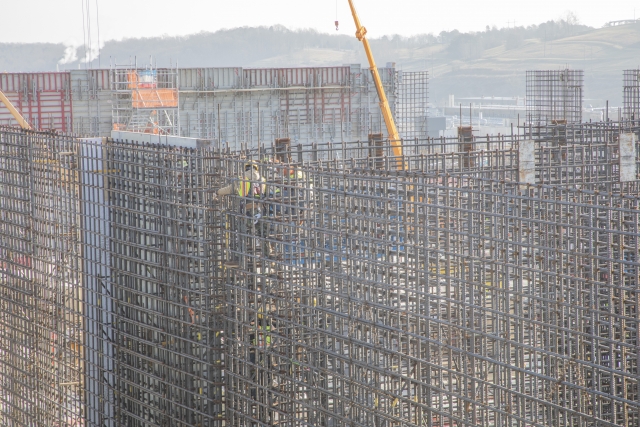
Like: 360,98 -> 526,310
0,66 -> 429,147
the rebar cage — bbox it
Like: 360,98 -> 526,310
526,70 -> 584,128
396,71 -> 429,141
624,70 -> 640,121
0,122 -> 638,426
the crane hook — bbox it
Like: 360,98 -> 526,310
335,20 -> 339,31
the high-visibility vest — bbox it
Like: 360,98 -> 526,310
254,324 -> 271,347
289,170 -> 305,180
237,177 -> 266,198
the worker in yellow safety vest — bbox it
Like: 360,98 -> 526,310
217,160 -> 273,258
217,160 -> 266,198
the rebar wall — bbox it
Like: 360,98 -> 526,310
105,143 -> 225,426
221,155 -> 639,427
0,130 -> 84,425
0,125 -> 638,426
0,129 -> 227,426
526,70 -> 584,128
624,70 -> 640,121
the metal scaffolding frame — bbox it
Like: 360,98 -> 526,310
0,120 -> 638,426
111,64 -> 180,135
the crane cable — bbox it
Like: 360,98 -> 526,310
335,0 -> 339,30
81,0 -> 87,69
81,0 -> 101,68
86,0 -> 92,67
95,0 -> 101,68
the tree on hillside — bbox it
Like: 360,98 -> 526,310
448,34 -> 484,59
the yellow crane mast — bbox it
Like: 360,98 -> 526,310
346,0 -> 403,167
0,90 -> 32,130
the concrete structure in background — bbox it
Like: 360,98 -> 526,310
0,65 -> 429,145
427,116 -> 446,137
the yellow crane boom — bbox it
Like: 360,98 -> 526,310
0,90 -> 32,130
347,0 -> 403,167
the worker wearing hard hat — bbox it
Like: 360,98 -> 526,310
217,160 -> 273,258
217,160 -> 266,198
285,167 -> 305,181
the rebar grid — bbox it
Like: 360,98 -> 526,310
524,119 -> 640,147
239,119 -> 640,166
624,70 -> 640,121
396,71 -> 429,141
526,70 -> 584,128
104,142 -> 225,426
279,143 -> 626,186
221,160 -> 639,427
0,125 -> 638,426
0,130 -> 84,426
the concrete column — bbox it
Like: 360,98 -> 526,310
518,139 -> 536,186
619,133 -> 637,182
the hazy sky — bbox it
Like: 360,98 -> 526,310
2,0 -> 637,46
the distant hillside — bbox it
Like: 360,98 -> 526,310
1,20 -> 638,106
0,43 -> 66,72
424,24 -> 640,106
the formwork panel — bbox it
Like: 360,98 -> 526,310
0,72 -> 72,132
179,67 -> 243,90
70,70 -> 112,136
0,65 -> 406,143
243,66 -> 350,89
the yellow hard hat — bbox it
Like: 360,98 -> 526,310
244,160 -> 259,171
